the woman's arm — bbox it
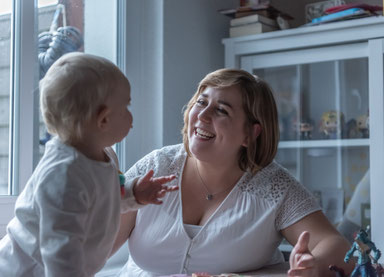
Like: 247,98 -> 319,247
110,211 -> 137,257
281,210 -> 355,277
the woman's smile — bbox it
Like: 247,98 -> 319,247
194,127 -> 215,140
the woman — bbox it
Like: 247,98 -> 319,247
113,69 -> 353,276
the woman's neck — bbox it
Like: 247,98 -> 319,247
192,156 -> 244,192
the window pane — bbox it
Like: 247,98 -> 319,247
37,0 -> 118,157
0,1 -> 12,195
37,0 -> 83,158
0,0 -> 117,196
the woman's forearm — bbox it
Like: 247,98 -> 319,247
110,211 -> 137,257
312,234 -> 355,276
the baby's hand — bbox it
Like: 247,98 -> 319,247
133,170 -> 178,205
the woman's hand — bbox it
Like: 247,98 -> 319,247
288,231 -> 319,277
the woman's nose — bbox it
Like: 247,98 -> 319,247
197,107 -> 212,123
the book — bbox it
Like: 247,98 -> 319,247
230,13 -> 277,27
218,4 -> 293,19
229,22 -> 278,37
234,10 -> 272,18
311,8 -> 370,24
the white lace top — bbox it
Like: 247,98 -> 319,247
119,144 -> 321,277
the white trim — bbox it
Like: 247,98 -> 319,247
368,38 -> 384,252
115,0 -> 128,172
241,42 -> 368,70
14,0 -> 39,193
223,17 -> 384,56
2,0 -> 38,233
279,139 -> 370,149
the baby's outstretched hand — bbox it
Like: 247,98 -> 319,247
133,170 -> 177,205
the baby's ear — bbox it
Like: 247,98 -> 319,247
97,105 -> 110,130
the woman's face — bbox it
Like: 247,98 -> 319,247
188,85 -> 249,164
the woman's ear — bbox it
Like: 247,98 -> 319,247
242,123 -> 262,147
97,106 -> 110,130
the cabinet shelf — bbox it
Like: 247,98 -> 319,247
224,16 -> 384,251
278,139 -> 369,149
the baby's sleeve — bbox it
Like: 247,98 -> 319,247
35,168 -> 91,277
120,152 -> 154,213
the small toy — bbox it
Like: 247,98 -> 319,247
377,264 -> 384,277
356,114 -> 369,138
297,121 -> 313,140
344,226 -> 382,277
320,110 -> 345,139
346,119 -> 360,139
329,264 -> 346,277
118,170 -> 125,196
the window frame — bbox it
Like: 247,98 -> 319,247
0,0 -> 38,237
0,0 -> 127,238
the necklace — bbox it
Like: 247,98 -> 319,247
194,158 -> 234,201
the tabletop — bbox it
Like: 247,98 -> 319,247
242,262 -> 289,276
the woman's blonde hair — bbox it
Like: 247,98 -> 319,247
39,52 -> 129,144
182,68 -> 279,174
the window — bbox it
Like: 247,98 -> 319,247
0,0 -> 126,237
0,1 -> 12,196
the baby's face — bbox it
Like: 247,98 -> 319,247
106,79 -> 133,144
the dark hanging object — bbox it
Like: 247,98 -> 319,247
38,4 -> 83,145
38,4 -> 83,79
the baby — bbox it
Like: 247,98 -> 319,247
0,52 -> 177,277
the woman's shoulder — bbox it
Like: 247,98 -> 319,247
142,143 -> 185,163
130,144 -> 186,176
238,161 -> 301,204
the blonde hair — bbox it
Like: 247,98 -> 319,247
182,68 -> 279,174
39,52 -> 129,144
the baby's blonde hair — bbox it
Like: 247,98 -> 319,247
40,52 -> 129,144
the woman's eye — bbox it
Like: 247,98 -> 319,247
217,108 -> 228,115
196,99 -> 206,106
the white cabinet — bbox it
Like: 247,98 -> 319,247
223,16 -> 384,251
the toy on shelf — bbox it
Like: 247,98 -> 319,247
319,110 -> 345,139
344,226 -> 382,277
356,114 -> 369,138
294,120 -> 313,140
345,118 -> 360,139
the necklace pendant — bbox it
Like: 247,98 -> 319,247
206,194 -> 213,201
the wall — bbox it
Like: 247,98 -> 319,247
162,0 -> 235,146
123,0 -> 236,170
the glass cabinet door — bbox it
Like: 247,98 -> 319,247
242,48 -> 370,243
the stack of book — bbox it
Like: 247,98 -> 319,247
306,3 -> 382,26
229,13 -> 279,37
218,4 -> 292,38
